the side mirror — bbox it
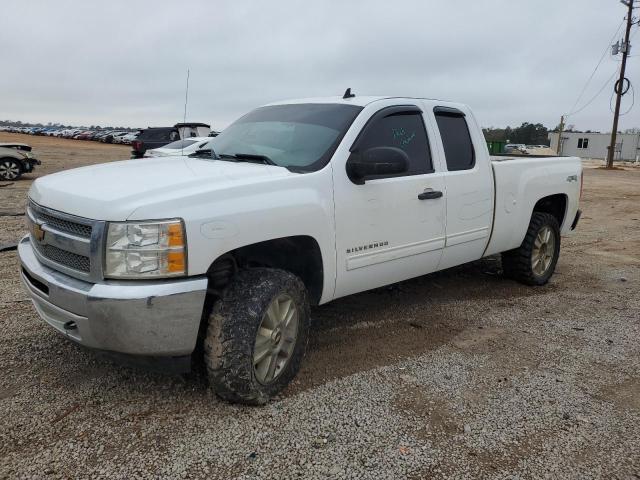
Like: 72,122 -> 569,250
346,146 -> 409,184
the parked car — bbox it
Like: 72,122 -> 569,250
73,130 -> 94,140
0,143 -> 41,180
118,132 -> 139,145
131,122 -> 210,158
18,95 -> 582,404
504,144 -> 528,154
144,137 -> 211,157
100,131 -> 124,143
94,131 -> 111,141
113,132 -> 131,143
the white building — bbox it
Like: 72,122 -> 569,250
548,131 -> 640,161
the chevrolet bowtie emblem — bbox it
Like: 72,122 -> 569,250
32,222 -> 45,242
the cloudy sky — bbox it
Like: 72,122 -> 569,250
1,0 -> 638,131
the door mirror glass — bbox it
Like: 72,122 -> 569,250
346,146 -> 409,184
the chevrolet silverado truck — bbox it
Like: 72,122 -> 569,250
19,94 -> 582,404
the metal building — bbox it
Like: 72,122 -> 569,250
548,131 -> 640,161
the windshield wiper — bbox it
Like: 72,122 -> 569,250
189,144 -> 220,159
189,149 -> 212,158
218,153 -> 277,166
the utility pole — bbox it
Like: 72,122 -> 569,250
606,0 -> 634,168
556,115 -> 565,155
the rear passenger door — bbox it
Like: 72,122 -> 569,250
332,104 -> 447,299
431,106 -> 494,270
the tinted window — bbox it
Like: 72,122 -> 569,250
435,113 -> 475,171
139,128 -> 177,141
211,104 -> 363,171
355,111 -> 432,178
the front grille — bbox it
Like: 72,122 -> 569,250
31,209 -> 92,238
35,243 -> 90,273
28,200 -> 97,277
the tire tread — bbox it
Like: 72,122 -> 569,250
501,212 -> 560,286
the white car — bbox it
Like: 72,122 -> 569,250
143,137 -> 211,157
19,94 -> 582,404
118,132 -> 139,145
110,132 -> 130,144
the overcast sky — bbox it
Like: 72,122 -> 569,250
1,0 -> 638,131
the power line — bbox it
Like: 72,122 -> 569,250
567,65 -> 621,116
565,18 -> 625,116
610,79 -> 635,115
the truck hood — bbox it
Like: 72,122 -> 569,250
29,156 -> 294,220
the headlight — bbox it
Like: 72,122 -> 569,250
104,220 -> 186,279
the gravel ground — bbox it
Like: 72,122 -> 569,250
0,135 -> 639,479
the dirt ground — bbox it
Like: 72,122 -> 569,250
0,133 -> 638,479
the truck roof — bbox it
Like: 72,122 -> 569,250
266,95 -> 467,109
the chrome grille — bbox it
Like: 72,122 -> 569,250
34,211 -> 92,238
34,243 -> 90,272
27,200 -> 102,280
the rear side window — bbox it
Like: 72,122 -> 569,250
434,111 -> 475,171
140,128 -> 178,142
355,110 -> 433,178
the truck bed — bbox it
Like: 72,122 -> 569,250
483,155 -> 582,257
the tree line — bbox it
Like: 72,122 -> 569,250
483,123 -> 553,146
484,122 -> 640,146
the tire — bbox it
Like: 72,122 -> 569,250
204,268 -> 310,405
0,158 -> 22,181
501,212 -> 561,286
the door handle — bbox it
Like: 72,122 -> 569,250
418,190 -> 443,200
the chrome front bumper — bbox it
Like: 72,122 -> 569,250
18,236 -> 208,357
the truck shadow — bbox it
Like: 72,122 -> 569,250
286,255 -> 547,395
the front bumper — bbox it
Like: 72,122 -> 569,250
18,236 -> 208,357
21,157 -> 41,172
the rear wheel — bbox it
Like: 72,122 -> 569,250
502,212 -> 560,286
0,158 -> 21,180
204,268 -> 310,405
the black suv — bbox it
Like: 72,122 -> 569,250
131,123 -> 211,158
131,127 -> 179,158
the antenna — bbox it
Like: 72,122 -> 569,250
181,68 -> 190,157
343,87 -> 355,99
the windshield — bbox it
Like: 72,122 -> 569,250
161,139 -> 198,149
209,103 -> 363,171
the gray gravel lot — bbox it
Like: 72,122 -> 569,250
0,145 -> 638,479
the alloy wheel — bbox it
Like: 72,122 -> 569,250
253,294 -> 299,384
0,160 -> 20,180
531,225 -> 555,276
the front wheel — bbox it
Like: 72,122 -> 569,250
0,158 -> 22,180
502,212 -> 561,286
204,268 -> 310,405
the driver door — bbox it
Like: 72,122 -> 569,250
332,104 -> 446,299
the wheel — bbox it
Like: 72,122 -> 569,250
501,212 -> 560,286
0,158 -> 22,180
204,268 -> 310,405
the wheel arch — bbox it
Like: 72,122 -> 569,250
532,193 -> 568,230
205,235 -> 325,306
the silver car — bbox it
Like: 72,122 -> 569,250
0,143 -> 41,180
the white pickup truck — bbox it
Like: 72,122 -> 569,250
19,94 -> 582,404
